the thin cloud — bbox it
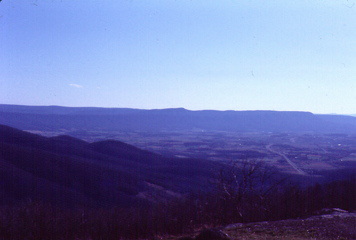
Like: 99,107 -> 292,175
69,83 -> 83,88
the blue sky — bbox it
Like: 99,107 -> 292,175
0,0 -> 355,114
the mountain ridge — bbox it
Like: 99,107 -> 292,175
0,124 -> 218,207
1,104 -> 355,133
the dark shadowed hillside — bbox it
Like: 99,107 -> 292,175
0,124 -> 219,207
0,104 -> 356,133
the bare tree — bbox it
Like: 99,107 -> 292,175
211,159 -> 286,223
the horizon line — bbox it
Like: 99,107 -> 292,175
0,103 -> 355,116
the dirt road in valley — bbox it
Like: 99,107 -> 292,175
266,144 -> 307,175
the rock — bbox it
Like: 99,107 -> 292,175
195,229 -> 231,240
326,208 -> 348,213
308,208 -> 355,220
314,208 -> 348,215
224,223 -> 244,230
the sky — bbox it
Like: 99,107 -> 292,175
0,0 -> 355,114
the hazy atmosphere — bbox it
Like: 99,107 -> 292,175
1,0 -> 355,114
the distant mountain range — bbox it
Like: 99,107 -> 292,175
0,104 -> 355,133
0,124 -> 218,207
